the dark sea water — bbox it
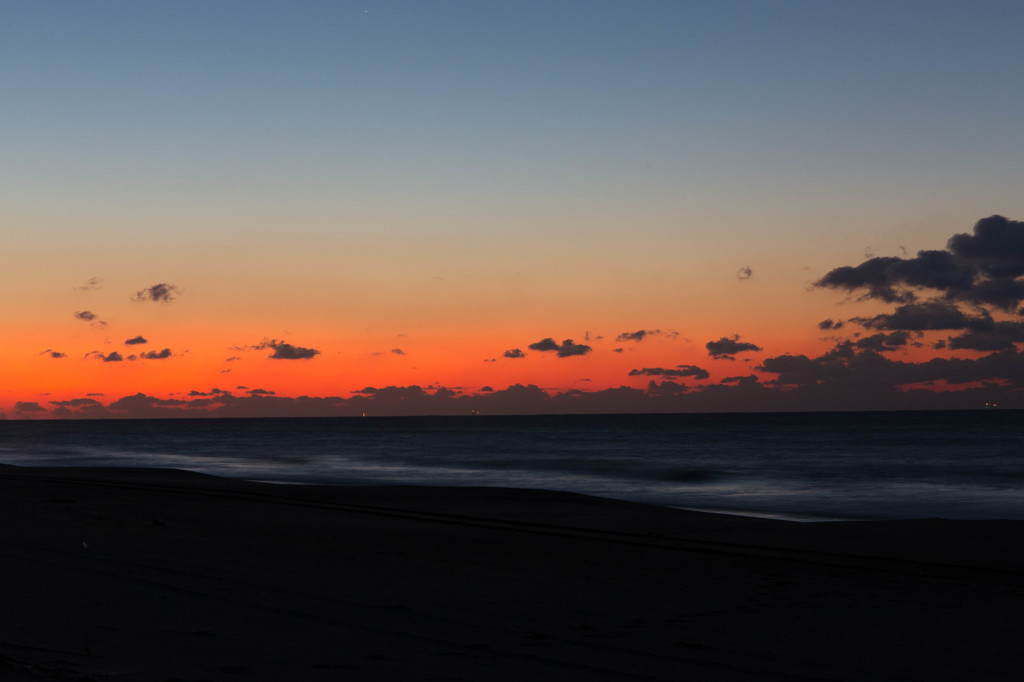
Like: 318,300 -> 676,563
2,411 -> 1023,521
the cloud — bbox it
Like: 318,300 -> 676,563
616,330 -> 661,343
628,365 -> 710,380
390,348 -> 405,355
49,351 -> 67,358
503,348 -> 526,358
818,319 -> 844,330
816,215 -> 1024,311
49,398 -> 102,408
947,321 -> 1024,351
527,337 -> 592,357
133,283 -> 181,303
853,331 -> 911,351
855,300 -> 979,331
706,335 -> 762,359
74,277 -> 103,291
15,401 -> 47,414
107,393 -> 188,417
73,310 -> 106,327
125,335 -> 148,345
736,266 -> 753,280
139,348 -> 173,360
101,351 -> 124,362
847,299 -> 1024,351
246,339 -> 320,360
247,388 -> 276,396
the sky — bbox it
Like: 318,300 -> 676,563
4,0 -> 1024,418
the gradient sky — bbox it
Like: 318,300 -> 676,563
4,1 -> 1024,418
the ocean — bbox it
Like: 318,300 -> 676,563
1,411 -> 1022,521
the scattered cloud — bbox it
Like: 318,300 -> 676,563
390,348 -> 405,355
628,365 -> 710,380
706,335 -> 762,360
73,310 -> 106,327
818,319 -> 844,330
133,283 -> 181,303
49,398 -> 102,408
853,331 -> 911,352
74,277 -> 103,291
248,388 -> 276,396
816,215 -> 1024,311
243,339 -> 320,360
736,266 -> 753,280
616,330 -> 661,343
15,401 -> 47,414
138,348 -> 173,360
101,351 -> 123,362
528,337 -> 592,357
125,335 -> 148,345
503,348 -> 526,358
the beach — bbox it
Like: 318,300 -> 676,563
1,465 -> 1022,681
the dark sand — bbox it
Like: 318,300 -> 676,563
2,465 -> 1023,681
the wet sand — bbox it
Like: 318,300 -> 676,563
1,464 -> 1023,681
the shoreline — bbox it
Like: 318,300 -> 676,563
2,465 -> 1023,680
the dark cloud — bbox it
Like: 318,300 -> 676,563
101,352 -> 124,362
757,341 -> 1024,397
139,348 -> 173,360
616,330 -> 661,343
528,337 -> 592,357
50,351 -> 67,359
108,393 -> 188,417
721,374 -> 759,385
947,321 -> 1024,351
269,342 -> 318,360
15,401 -> 47,414
390,348 -> 405,355
854,300 -> 984,331
816,215 -> 1024,311
248,388 -> 276,396
74,310 -> 97,322
49,398 -> 101,408
947,214 -> 1024,279
248,339 -> 320,360
74,277 -> 103,291
125,335 -> 148,345
612,347 -> 624,353
133,283 -> 181,303
645,380 -> 689,397
818,319 -> 844,330
503,348 -> 526,358
628,365 -> 710,380
706,335 -> 762,359
736,266 -> 753,280
479,386 -> 494,392
853,331 -> 911,352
